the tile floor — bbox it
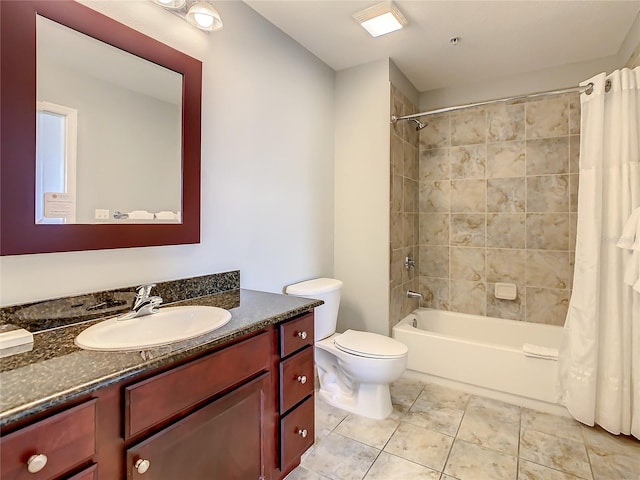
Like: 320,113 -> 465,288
285,375 -> 640,480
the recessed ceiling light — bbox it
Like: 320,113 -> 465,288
352,1 -> 408,38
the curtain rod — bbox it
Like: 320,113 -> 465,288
390,82 -> 595,125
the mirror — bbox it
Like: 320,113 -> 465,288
36,15 -> 183,225
1,0 -> 202,254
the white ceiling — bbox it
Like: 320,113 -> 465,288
244,0 -> 640,93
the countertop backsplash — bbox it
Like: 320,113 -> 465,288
0,270 -> 240,332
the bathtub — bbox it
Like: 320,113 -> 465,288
392,309 -> 564,407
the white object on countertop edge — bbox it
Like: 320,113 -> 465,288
0,326 -> 33,349
0,326 -> 34,358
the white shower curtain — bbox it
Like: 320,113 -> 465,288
559,67 -> 640,439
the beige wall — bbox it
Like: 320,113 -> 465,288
416,93 -> 580,325
621,12 -> 640,69
334,59 -> 391,336
420,58 -> 619,112
625,42 -> 640,68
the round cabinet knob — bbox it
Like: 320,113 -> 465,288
135,459 -> 151,475
297,331 -> 307,340
297,375 -> 307,384
27,454 -> 48,474
297,428 -> 308,438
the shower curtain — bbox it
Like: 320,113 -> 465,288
559,67 -> 640,439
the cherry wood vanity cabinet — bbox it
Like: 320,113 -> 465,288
274,312 -> 315,478
0,312 -> 316,480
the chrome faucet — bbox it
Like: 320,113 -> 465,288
118,283 -> 163,320
407,290 -> 424,301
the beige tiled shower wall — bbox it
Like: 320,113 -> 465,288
389,84 -> 420,333
417,93 -> 580,325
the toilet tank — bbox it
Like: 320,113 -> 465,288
285,278 -> 343,341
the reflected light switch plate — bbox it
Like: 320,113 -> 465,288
95,209 -> 110,220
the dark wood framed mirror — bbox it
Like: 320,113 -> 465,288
1,0 -> 202,255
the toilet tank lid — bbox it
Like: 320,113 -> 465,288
285,278 -> 343,295
334,329 -> 408,358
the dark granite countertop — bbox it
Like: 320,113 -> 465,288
0,289 -> 321,428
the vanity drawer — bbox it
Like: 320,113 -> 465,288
66,464 -> 97,480
279,312 -> 314,357
279,346 -> 314,414
280,395 -> 314,471
125,331 -> 271,439
0,399 -> 96,480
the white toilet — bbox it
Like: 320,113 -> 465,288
285,278 -> 408,419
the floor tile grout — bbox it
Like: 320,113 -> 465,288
290,376 -> 640,480
439,392 -> 466,479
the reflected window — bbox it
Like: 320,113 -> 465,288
36,101 -> 77,224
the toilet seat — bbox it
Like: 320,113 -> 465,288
334,330 -> 408,359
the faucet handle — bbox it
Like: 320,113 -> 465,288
136,283 -> 156,298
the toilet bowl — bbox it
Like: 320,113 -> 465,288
285,278 -> 408,419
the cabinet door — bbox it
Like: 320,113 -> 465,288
127,373 -> 270,480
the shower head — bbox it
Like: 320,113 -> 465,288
410,118 -> 427,131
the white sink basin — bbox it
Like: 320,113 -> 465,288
74,306 -> 232,351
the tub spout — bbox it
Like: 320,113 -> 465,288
407,290 -> 424,301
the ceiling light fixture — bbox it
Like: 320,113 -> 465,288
352,1 -> 407,38
151,0 -> 223,32
152,0 -> 186,9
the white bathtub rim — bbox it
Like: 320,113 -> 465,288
395,318 -> 522,354
395,309 -> 562,353
402,369 -> 572,419
399,307 -> 561,331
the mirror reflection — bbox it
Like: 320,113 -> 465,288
36,14 -> 183,224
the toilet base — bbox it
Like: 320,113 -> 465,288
317,374 -> 393,419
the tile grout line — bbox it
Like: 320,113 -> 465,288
518,408 -> 597,480
307,376 -> 640,480
581,427 -> 597,480
437,391 -> 473,479
363,382 -> 425,480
